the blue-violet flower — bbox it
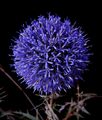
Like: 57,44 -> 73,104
13,15 -> 90,94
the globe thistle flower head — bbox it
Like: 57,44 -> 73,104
13,14 -> 90,94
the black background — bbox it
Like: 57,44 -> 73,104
0,0 -> 102,120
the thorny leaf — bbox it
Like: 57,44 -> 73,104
0,87 -> 7,103
58,92 -> 97,120
74,112 -> 84,119
0,110 -> 14,118
14,111 -> 38,120
80,106 -> 90,115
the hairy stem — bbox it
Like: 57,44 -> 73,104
76,84 -> 80,120
45,94 -> 59,120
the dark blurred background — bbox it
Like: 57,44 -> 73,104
0,0 -> 102,120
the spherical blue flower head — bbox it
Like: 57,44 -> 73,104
13,15 -> 90,94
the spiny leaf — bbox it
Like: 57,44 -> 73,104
14,111 -> 38,120
0,111 -> 14,118
0,87 -> 7,103
80,106 -> 90,115
74,112 -> 84,120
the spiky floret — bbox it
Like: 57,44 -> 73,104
13,15 -> 90,94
